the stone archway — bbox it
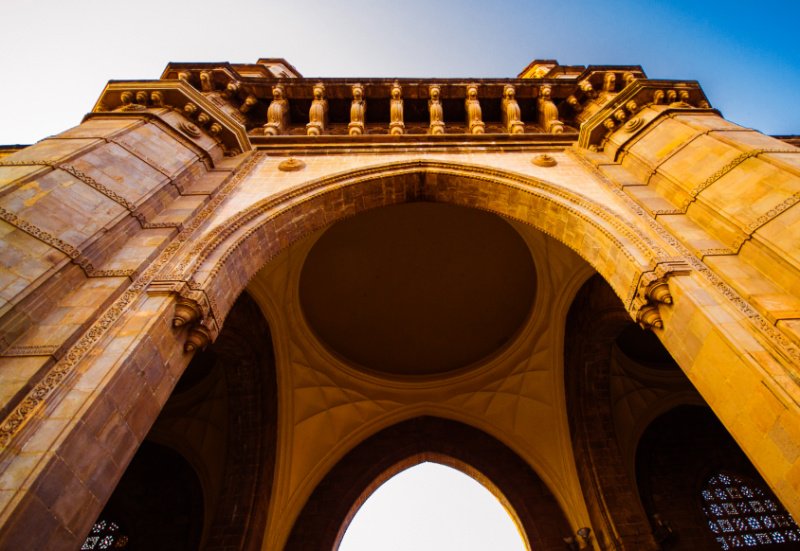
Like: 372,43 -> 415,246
168,160 -> 663,332
284,416 -> 572,551
564,275 -> 660,550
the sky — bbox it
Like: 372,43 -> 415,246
339,462 -> 527,551
1,0 -> 799,145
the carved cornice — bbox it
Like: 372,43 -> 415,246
88,80 -> 251,156
577,79 -> 714,150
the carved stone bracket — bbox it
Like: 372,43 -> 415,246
147,281 -> 220,352
632,260 -> 692,330
173,297 -> 202,327
185,323 -> 213,352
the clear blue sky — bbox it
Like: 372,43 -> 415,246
1,0 -> 798,144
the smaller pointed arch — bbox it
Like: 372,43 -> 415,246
284,416 -> 571,551
338,457 -> 530,551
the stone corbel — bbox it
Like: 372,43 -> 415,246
389,83 -> 405,135
185,323 -> 213,352
465,84 -> 485,135
632,261 -> 691,330
173,297 -> 202,327
147,281 -> 220,352
174,292 -> 219,352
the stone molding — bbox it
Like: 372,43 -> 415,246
0,152 -> 260,449
90,81 -> 251,156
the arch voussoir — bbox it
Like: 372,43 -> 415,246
173,160 -> 660,339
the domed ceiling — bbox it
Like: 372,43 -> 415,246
299,202 -> 536,376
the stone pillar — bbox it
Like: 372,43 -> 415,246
577,81 -> 800,519
0,82 -> 251,548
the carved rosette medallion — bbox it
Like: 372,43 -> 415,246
179,121 -> 202,138
278,158 -> 306,172
532,154 -> 557,167
624,118 -> 644,133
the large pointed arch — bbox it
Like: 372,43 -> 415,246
163,159 -> 667,331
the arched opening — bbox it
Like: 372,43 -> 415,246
80,441 -> 203,551
285,417 -> 571,551
84,292 -> 277,550
567,276 -> 800,550
338,460 -> 529,551
184,161 -> 655,340
636,406 -> 800,550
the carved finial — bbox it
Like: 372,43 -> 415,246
150,91 -> 164,107
502,85 -> 525,134
603,72 -> 616,93
603,118 -> 616,132
637,305 -> 663,330
669,89 -> 692,107
199,70 -> 214,92
184,324 -> 212,352
173,298 -> 202,327
579,80 -> 596,99
653,90 -> 665,104
625,100 -> 638,114
389,83 -> 405,135
197,112 -> 211,126
465,84 -> 485,135
120,91 -> 134,107
666,89 -> 678,104
177,70 -> 191,82
566,95 -> 583,113
349,84 -> 366,136
645,280 -> 673,305
538,85 -> 564,134
623,72 -> 636,86
264,85 -> 289,135
306,83 -> 327,136
116,90 -> 146,112
184,102 -> 198,117
240,94 -> 258,114
613,109 -> 627,123
209,122 -> 222,135
223,81 -> 241,99
429,85 -> 445,135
